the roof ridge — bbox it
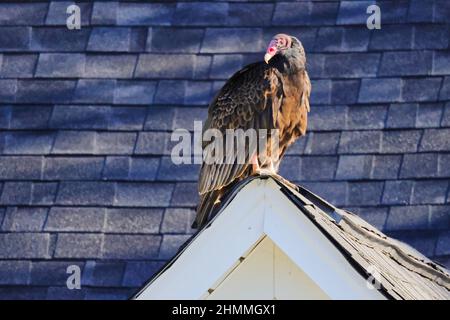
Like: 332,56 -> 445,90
340,214 -> 450,291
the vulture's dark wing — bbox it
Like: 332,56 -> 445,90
198,62 -> 285,195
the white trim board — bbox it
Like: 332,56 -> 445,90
135,178 -> 386,300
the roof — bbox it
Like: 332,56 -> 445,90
0,1 -> 449,300
134,176 -> 450,300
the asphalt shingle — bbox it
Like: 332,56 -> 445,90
0,0 -> 449,300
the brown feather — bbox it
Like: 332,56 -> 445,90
195,47 -> 311,228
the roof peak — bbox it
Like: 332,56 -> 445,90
134,176 -> 450,300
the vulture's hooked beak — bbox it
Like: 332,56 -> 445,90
265,39 -> 278,64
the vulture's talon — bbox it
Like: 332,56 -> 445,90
254,168 -> 276,177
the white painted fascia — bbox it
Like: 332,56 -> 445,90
135,179 -> 268,300
135,178 -> 386,300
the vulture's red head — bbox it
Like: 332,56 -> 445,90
264,34 -> 306,70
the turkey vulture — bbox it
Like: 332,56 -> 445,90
194,33 -> 311,228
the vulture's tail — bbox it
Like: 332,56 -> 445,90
192,189 -> 223,229
193,167 -> 253,229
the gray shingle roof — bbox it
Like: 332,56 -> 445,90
0,0 -> 449,299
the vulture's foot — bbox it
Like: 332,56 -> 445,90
249,155 -> 298,191
253,168 -> 275,176
251,168 -> 299,192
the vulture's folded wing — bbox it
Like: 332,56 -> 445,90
198,62 -> 285,195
